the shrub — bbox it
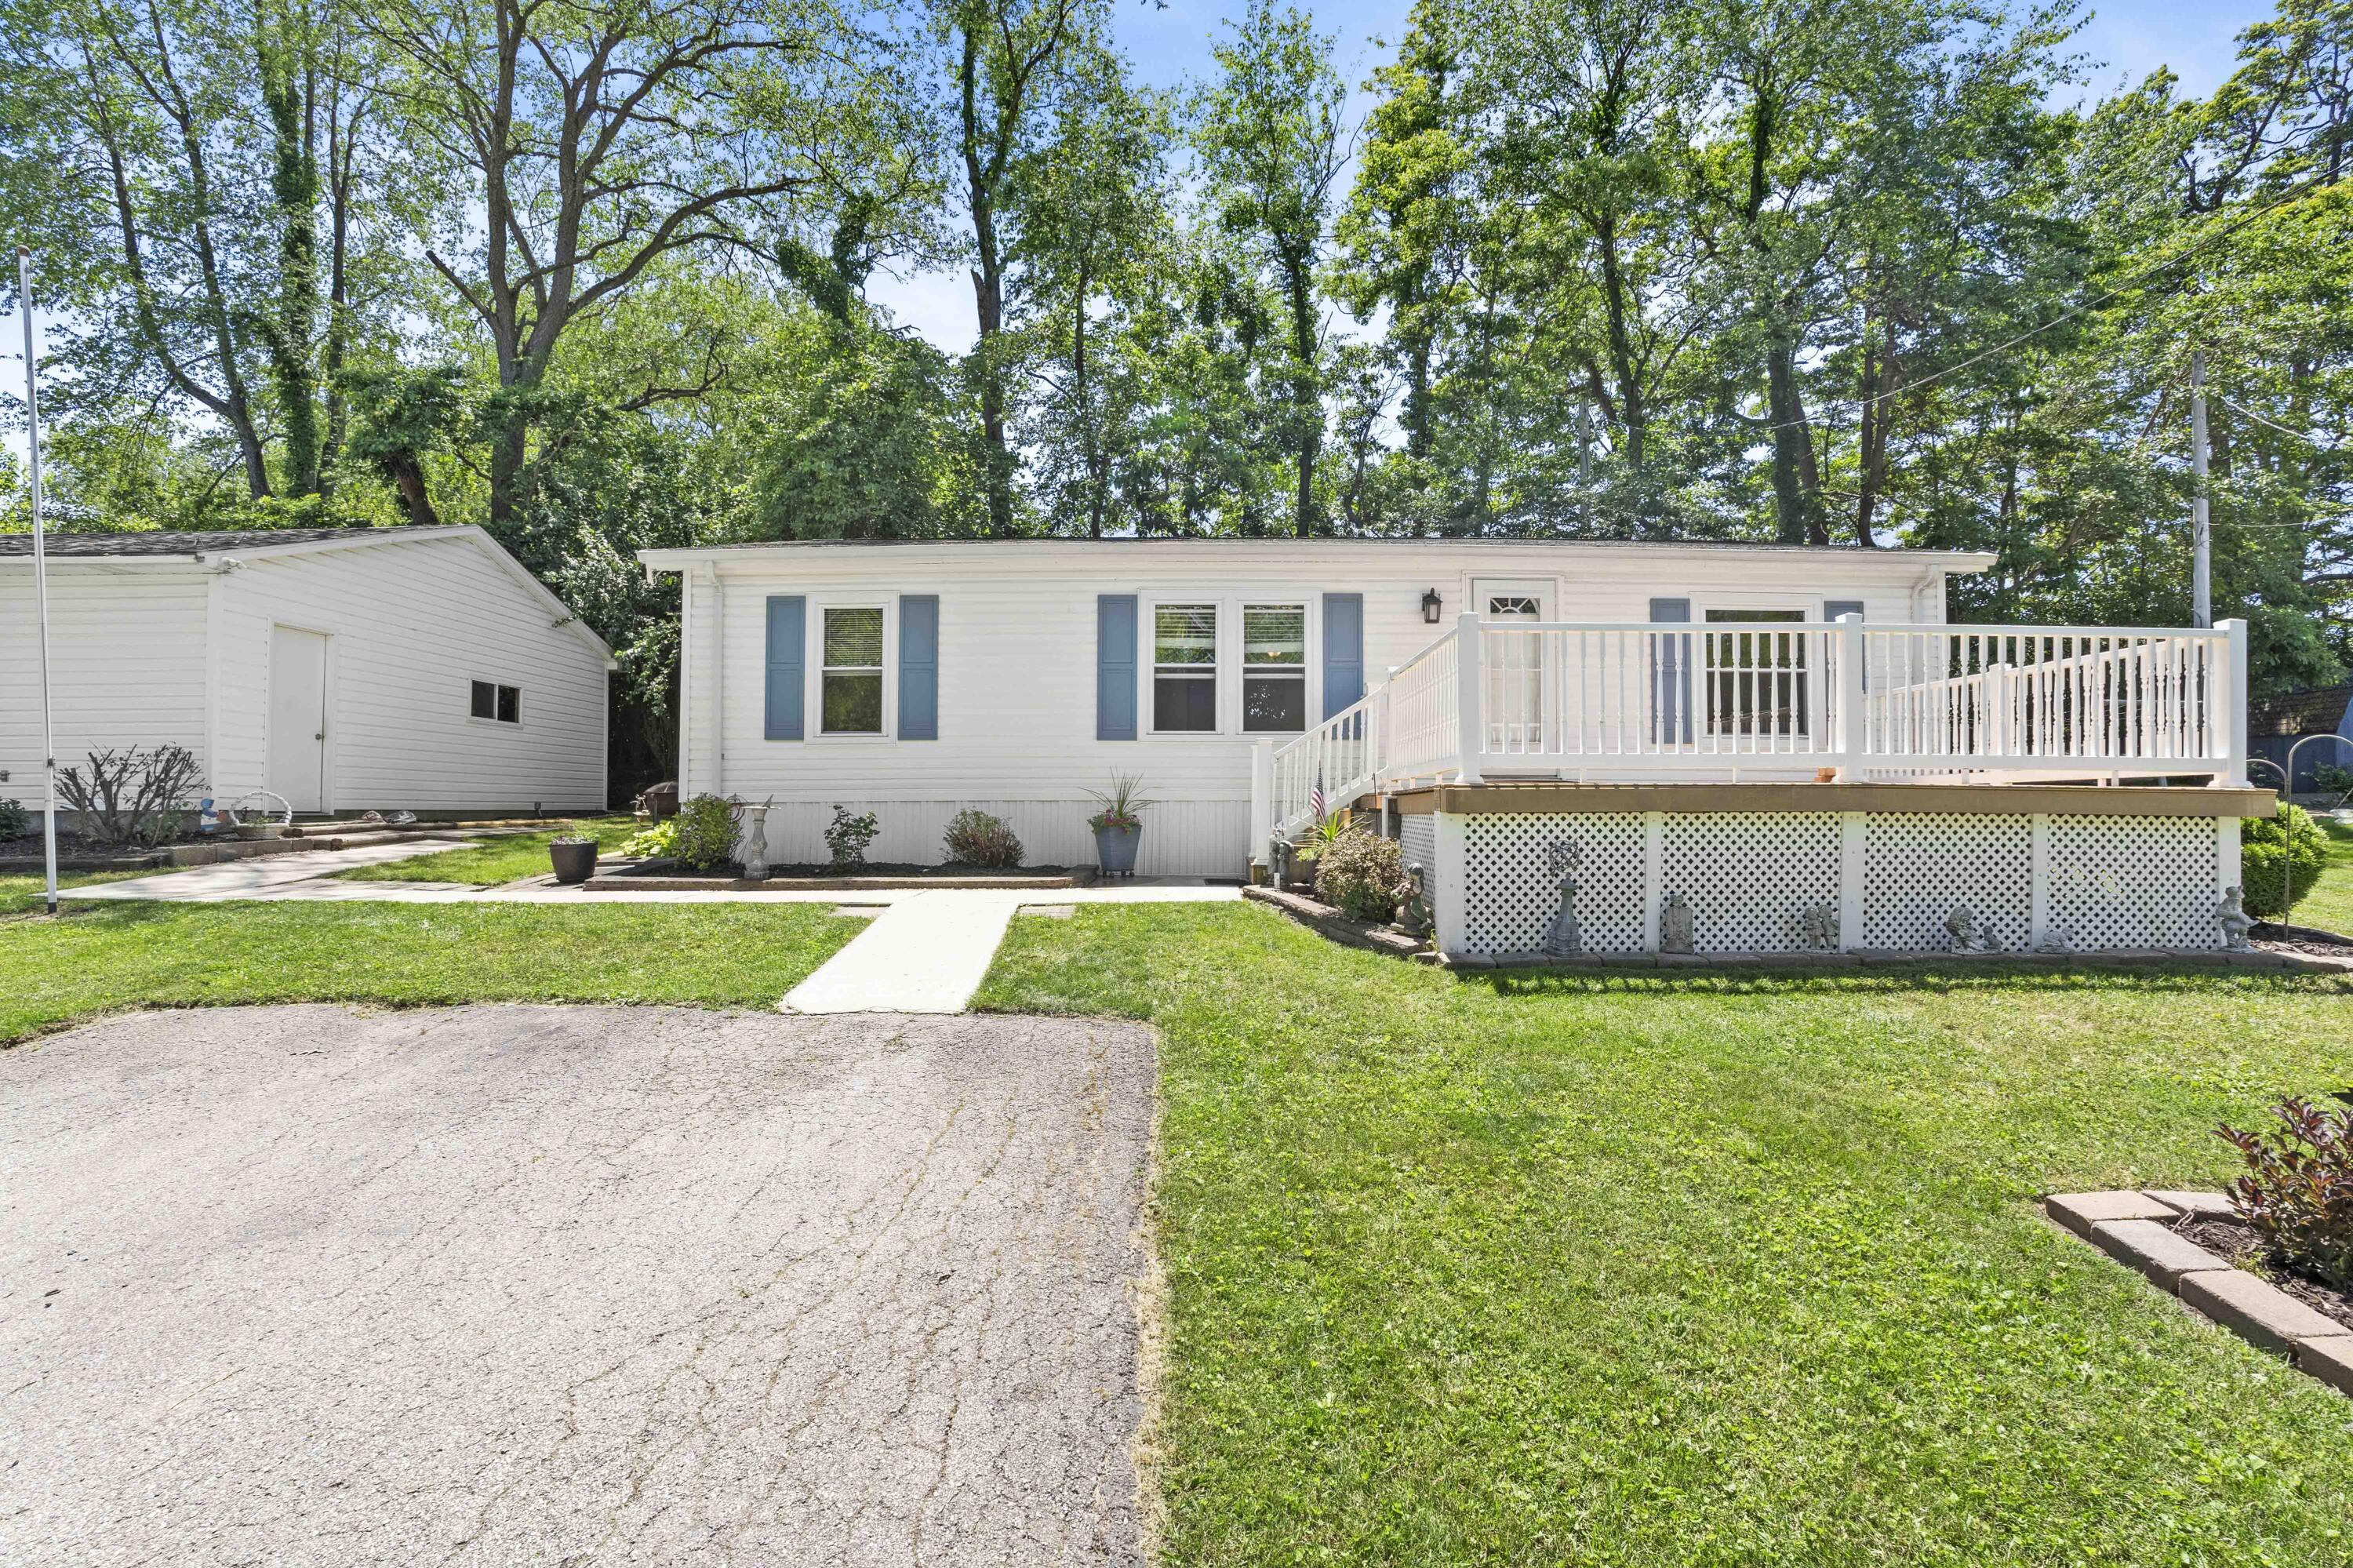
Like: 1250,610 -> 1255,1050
2315,762 -> 2353,808
619,819 -> 677,860
2242,802 -> 2326,919
826,805 -> 880,869
2218,1096 -> 2353,1293
943,809 -> 1022,868
669,793 -> 740,871
1314,828 -> 1408,922
0,799 -> 27,840
57,745 -> 204,847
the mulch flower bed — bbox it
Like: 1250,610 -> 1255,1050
584,858 -> 1095,891
2173,1214 -> 2353,1334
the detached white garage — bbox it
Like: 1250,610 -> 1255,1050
1,526 -> 614,821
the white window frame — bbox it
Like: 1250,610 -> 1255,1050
1240,601 -> 1309,735
1145,598 -> 1222,737
467,678 -> 522,728
809,595 -> 895,742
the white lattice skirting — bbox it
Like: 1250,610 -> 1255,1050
1435,809 -> 2239,960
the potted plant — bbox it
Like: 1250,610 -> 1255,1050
1086,774 -> 1157,877
549,831 -> 599,884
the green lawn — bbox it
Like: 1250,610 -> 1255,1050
0,871 -> 151,917
328,814 -> 642,885
2295,817 -> 2353,937
977,904 -> 2353,1566
0,897 -> 856,1046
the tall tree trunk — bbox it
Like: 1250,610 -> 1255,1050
1286,254 -> 1320,537
321,89 -> 358,498
1594,209 -> 1646,468
255,2 -> 322,496
1764,335 -> 1825,544
1853,329 -> 1892,548
960,24 -> 1014,537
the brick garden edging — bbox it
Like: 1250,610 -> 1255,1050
1241,886 -> 1434,961
2047,1190 -> 2352,1395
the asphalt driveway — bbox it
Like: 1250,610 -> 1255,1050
0,1004 -> 1155,1566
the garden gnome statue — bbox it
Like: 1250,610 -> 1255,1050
1659,892 -> 1695,955
2217,885 -> 2254,951
1542,842 -> 1583,959
740,801 -> 771,882
1944,904 -> 1996,953
1798,902 -> 1838,951
1395,863 -> 1433,940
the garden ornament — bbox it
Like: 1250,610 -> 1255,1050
740,800 -> 771,882
1268,835 -> 1295,892
2217,885 -> 2254,951
1542,842 -> 1583,959
2036,923 -> 2073,955
1798,902 -> 1838,952
1659,892 -> 1695,955
1395,863 -> 1432,940
1944,905 -> 1997,953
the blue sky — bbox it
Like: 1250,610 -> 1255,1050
0,0 -> 2287,453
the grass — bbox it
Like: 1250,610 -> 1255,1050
2293,816 -> 2353,937
328,814 -> 642,885
976,904 -> 2353,1566
0,897 -> 859,1046
0,871 -> 151,917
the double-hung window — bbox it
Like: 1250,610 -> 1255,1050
1241,604 -> 1306,732
820,606 -> 886,735
1152,603 -> 1218,732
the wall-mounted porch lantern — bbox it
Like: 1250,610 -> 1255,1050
1421,588 -> 1443,624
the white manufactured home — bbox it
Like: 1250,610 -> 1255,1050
639,537 -> 2268,960
2,526 -> 614,822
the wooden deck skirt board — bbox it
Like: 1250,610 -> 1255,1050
1385,782 -> 2277,820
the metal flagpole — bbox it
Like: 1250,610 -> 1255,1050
17,245 -> 59,915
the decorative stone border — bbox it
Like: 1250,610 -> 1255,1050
2046,1190 -> 2352,1395
1241,886 -> 1434,961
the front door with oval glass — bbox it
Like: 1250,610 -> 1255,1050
1471,580 -> 1551,755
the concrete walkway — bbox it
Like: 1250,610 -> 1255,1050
783,892 -> 1020,1014
63,839 -> 478,900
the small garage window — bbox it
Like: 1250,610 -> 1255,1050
471,680 -> 521,724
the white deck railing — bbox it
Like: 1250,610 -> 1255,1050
1251,613 -> 2249,849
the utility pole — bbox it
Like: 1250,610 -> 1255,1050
16,246 -> 59,915
2191,348 -> 2212,629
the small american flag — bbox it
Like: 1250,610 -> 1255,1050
1310,772 -> 1326,821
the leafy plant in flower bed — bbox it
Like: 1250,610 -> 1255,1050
2218,1094 -> 2353,1292
826,805 -> 880,870
2242,802 -> 2326,918
669,794 -> 740,872
1313,828 -> 1407,922
943,809 -> 1022,868
619,819 -> 677,859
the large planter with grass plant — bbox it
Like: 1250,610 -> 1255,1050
549,835 -> 598,884
1086,774 -> 1156,879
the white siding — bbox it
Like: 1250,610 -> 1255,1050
0,569 -> 212,808
209,535 -> 607,811
677,541 -> 1954,876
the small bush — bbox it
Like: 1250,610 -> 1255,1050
619,819 -> 677,860
670,794 -> 740,871
0,799 -> 27,840
944,809 -> 1022,868
57,744 -> 203,847
2315,762 -> 2353,807
826,805 -> 880,870
1314,828 -> 1407,922
2219,1096 -> 2353,1292
2242,802 -> 2327,919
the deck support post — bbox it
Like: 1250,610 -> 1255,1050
1834,613 -> 1867,781
1838,811 -> 1867,952
2217,617 -> 2249,786
1248,738 -> 1274,873
1455,611 -> 1484,784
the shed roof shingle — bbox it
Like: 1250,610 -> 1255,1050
0,526 -> 451,558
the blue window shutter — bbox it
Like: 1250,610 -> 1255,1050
1097,595 -> 1137,740
1322,593 -> 1364,719
1649,596 -> 1692,744
899,595 -> 939,740
765,595 -> 805,740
